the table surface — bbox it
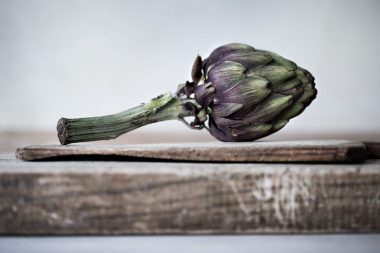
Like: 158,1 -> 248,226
1,132 -> 380,252
1,153 -> 380,235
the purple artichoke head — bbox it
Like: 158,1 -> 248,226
177,43 -> 317,141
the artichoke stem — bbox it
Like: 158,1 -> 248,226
57,93 -> 190,145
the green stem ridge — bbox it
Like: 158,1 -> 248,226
57,93 -> 191,145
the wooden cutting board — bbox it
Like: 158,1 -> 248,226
16,140 -> 367,162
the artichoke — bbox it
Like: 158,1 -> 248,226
177,43 -> 317,141
57,43 -> 316,145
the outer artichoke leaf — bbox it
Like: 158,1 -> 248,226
204,43 -> 255,71
212,116 -> 241,127
272,120 -> 289,132
191,55 -> 203,84
194,83 -> 215,107
242,94 -> 293,123
248,65 -> 295,85
295,69 -> 313,84
208,61 -> 245,88
277,103 -> 305,120
222,43 -> 255,50
213,115 -> 252,128
220,76 -> 271,107
277,78 -> 302,91
230,123 -> 273,141
298,67 -> 315,82
220,50 -> 273,69
262,51 -> 297,70
208,117 -> 233,142
297,83 -> 317,104
278,87 -> 304,101
213,103 -> 243,118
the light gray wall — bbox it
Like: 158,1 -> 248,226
1,0 -> 379,133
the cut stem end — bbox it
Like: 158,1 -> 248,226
57,118 -> 69,145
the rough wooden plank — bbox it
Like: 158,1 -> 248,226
0,156 -> 379,235
15,140 -> 366,162
365,141 -> 380,158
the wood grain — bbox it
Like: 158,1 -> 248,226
15,140 -> 366,162
1,155 -> 379,235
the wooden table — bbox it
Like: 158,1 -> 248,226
1,140 -> 380,235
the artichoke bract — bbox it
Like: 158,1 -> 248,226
57,43 -> 316,144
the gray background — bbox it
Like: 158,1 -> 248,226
1,1 -> 380,252
1,0 -> 379,134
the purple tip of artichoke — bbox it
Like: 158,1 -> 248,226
179,43 -> 317,142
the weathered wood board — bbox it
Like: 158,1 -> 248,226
365,141 -> 380,158
1,154 -> 379,235
16,140 -> 367,162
